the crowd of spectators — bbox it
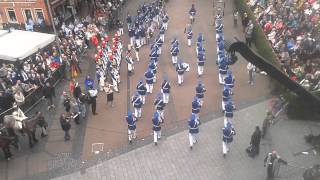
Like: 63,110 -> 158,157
247,0 -> 320,91
0,0 -> 128,114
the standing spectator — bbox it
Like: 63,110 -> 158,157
43,82 -> 55,110
73,82 -> 82,99
126,14 -> 132,29
247,62 -> 256,85
104,81 -> 114,107
62,91 -> 71,112
88,85 -> 98,115
264,151 -> 288,179
242,12 -> 249,32
60,112 -> 72,141
245,20 -> 254,47
247,126 -> 262,157
14,90 -> 25,106
71,100 -> 81,124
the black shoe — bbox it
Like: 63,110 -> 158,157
223,153 -> 226,158
155,142 -> 158,146
129,140 -> 132,144
190,146 -> 193,150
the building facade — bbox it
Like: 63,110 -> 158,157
0,0 -> 81,30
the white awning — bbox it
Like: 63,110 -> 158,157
0,30 -> 56,62
0,30 -> 8,37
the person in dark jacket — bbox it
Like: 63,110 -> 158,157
60,112 -> 71,141
43,82 -> 55,110
73,82 -> 82,99
247,126 -> 261,157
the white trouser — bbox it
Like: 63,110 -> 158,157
163,22 -> 168,30
153,130 -> 161,143
189,133 -> 197,147
222,101 -> 227,111
163,93 -> 169,103
193,112 -> 199,120
199,98 -> 203,106
128,129 -> 136,141
178,74 -> 184,85
113,79 -> 119,92
219,73 -> 227,84
172,56 -> 177,64
187,39 -> 192,46
153,75 -> 157,83
222,141 -> 231,154
119,28 -> 124,35
130,37 -> 135,46
198,66 -> 204,75
157,47 -> 162,55
146,84 -> 153,93
134,107 -> 141,118
128,64 -> 134,72
140,95 -> 145,104
160,34 -> 164,42
135,39 -> 141,47
141,37 -> 146,45
135,51 -> 140,62
223,117 -> 233,127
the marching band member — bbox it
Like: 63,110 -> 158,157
161,78 -> 171,104
126,111 -> 137,144
222,122 -> 236,157
188,113 -> 199,150
131,92 -> 143,118
136,79 -> 147,104
195,81 -> 206,106
152,111 -> 163,146
145,69 -> 154,94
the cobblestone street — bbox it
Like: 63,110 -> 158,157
53,100 -> 320,180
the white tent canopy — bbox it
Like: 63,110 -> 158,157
0,30 -> 56,62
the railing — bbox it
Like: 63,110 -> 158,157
0,66 -> 64,123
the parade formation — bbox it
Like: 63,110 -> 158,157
0,0 -> 319,179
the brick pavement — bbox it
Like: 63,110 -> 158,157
53,100 -> 320,180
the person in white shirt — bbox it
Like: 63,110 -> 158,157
247,62 -> 256,85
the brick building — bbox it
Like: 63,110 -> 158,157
0,0 -> 81,30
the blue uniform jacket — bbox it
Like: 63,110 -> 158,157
159,26 -> 165,34
85,78 -> 94,91
189,7 -> 196,16
192,100 -> 201,114
224,74 -> 235,88
222,127 -> 235,143
152,116 -> 161,131
189,118 -> 199,134
196,85 -> 206,99
219,61 -> 228,75
222,88 -> 231,102
176,63 -> 187,75
145,71 -> 154,84
224,102 -> 234,118
132,96 -> 142,108
126,116 -> 136,130
161,81 -> 170,94
154,98 -> 165,111
187,30 -> 193,39
197,53 -> 205,66
137,83 -> 147,95
171,46 -> 179,56
149,63 -> 157,74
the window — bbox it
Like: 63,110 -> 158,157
23,9 -> 33,22
34,9 -> 44,21
6,8 -> 17,22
